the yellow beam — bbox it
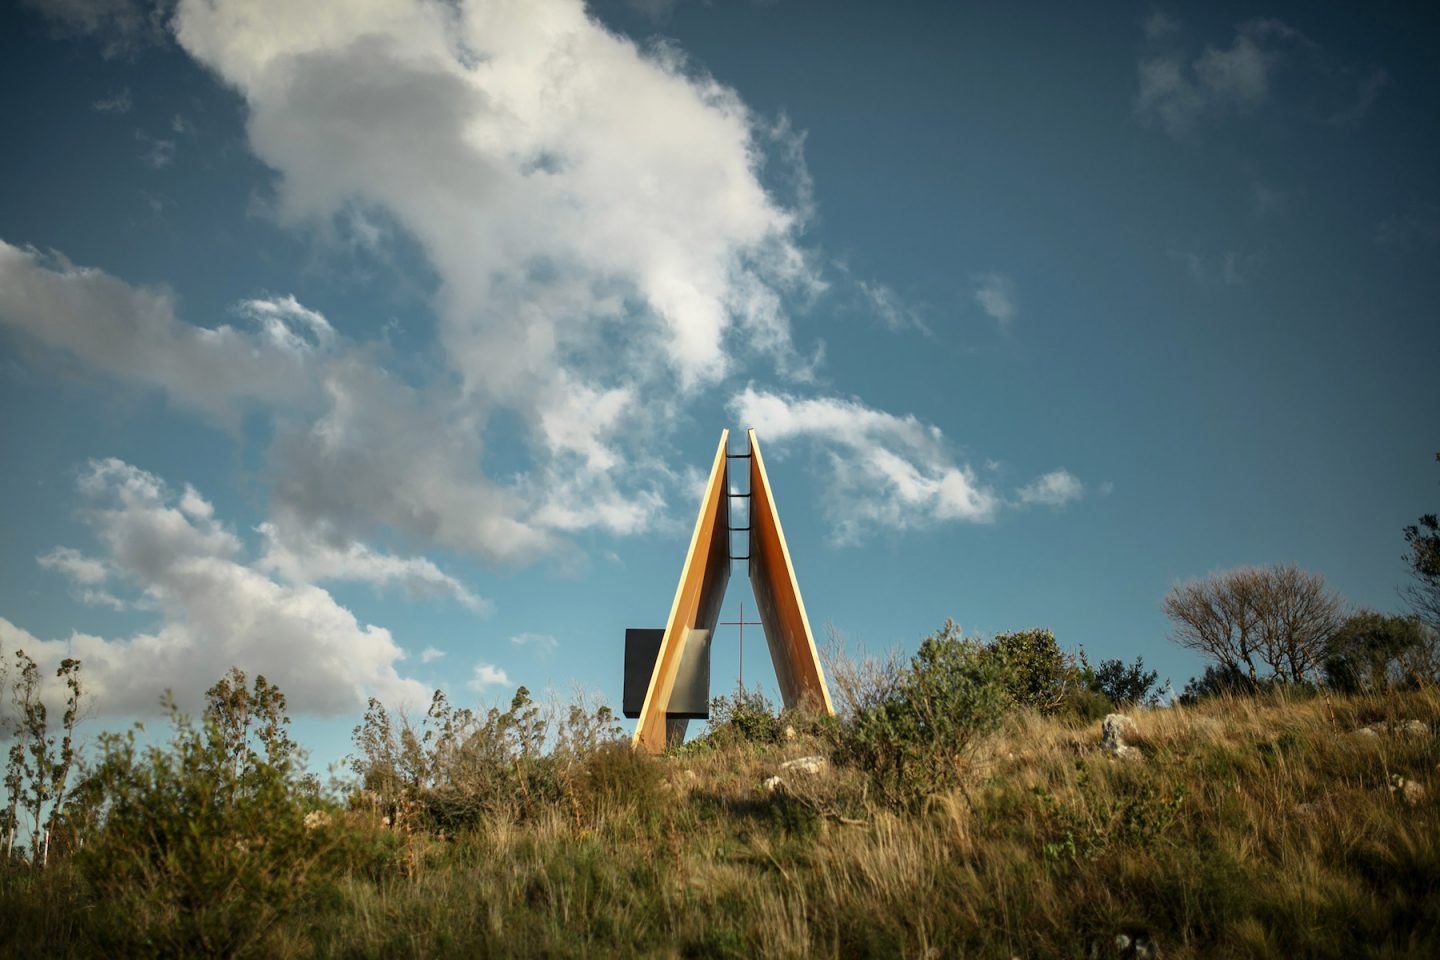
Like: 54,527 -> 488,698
632,430 -> 732,753
747,429 -> 834,715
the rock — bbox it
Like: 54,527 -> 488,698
1391,776 -> 1426,806
1358,719 -> 1430,738
761,775 -> 784,794
1102,714 -> 1140,759
780,755 -> 828,774
782,725 -> 797,742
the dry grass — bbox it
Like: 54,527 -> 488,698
4,688 -> 1438,958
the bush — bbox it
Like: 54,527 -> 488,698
703,688 -> 785,747
1081,654 -> 1161,707
986,628 -> 1073,714
71,686 -> 331,957
1060,687 -> 1116,724
348,685 -> 625,829
1323,611 -> 1439,693
836,619 -> 1010,808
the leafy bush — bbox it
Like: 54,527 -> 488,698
1081,654 -> 1161,707
1323,611 -> 1439,693
1060,686 -> 1116,724
836,619 -> 1010,807
986,628 -> 1073,714
71,679 -> 332,958
703,688 -> 785,746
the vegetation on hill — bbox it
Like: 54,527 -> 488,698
1,626 -> 1437,958
0,452 -> 1436,956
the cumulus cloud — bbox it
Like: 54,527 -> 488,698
37,546 -> 129,610
972,272 -> 1017,327
0,242 -> 325,423
5,0 -> 831,564
1016,470 -> 1085,508
731,387 -> 1001,542
173,0 -> 816,398
4,460 -> 430,716
257,520 -> 490,613
468,662 -> 511,692
0,242 -> 612,563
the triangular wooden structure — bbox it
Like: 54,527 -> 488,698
632,429 -> 833,753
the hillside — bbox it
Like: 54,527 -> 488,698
3,685 -> 1437,958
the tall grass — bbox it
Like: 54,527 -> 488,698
2,685 -> 1437,958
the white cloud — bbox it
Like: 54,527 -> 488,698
5,0 -> 832,564
731,387 -> 1001,542
0,242 -> 324,423
37,546 -> 129,610
468,662 -> 511,692
257,520 -> 491,613
510,632 -> 558,652
859,280 -> 929,334
419,646 -> 446,663
972,272 -> 1016,326
1016,470 -> 1085,508
173,0 -> 816,399
37,546 -> 108,585
3,460 -> 429,716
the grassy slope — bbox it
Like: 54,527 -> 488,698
5,689 -> 1439,958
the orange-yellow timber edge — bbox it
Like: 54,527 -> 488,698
632,429 -> 834,754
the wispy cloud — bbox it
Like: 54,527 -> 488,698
859,280 -> 930,335
419,646 -> 446,664
510,632 -> 559,653
1016,470 -> 1085,508
92,88 -> 132,113
1135,17 -> 1385,136
972,272 -> 1017,327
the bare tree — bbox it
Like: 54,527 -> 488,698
1164,564 -> 1343,684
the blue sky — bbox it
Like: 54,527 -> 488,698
1,0 -> 1436,767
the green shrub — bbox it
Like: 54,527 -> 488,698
571,742 -> 664,818
986,628 -> 1073,714
1080,653 -> 1161,707
1323,611 -> 1438,693
1060,687 -> 1115,724
71,687 -> 330,958
704,688 -> 785,746
836,619 -> 1010,807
